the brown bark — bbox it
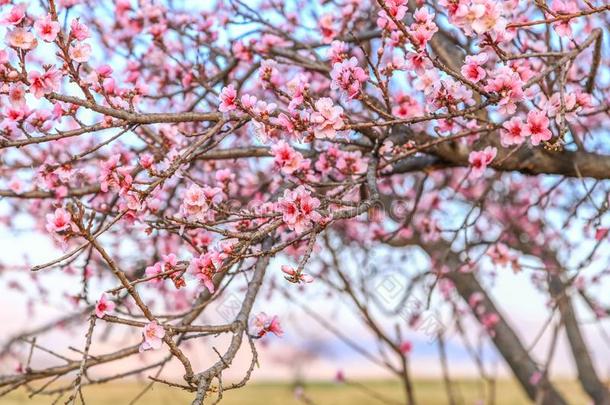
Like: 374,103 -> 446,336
548,271 -> 610,405
388,237 -> 570,405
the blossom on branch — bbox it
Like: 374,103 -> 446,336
468,147 -> 497,178
252,312 -> 283,338
525,110 -> 552,146
310,97 -> 344,139
95,294 -> 115,318
140,321 -> 165,352
278,186 -> 322,233
34,14 -> 60,42
281,265 -> 314,284
219,84 -> 238,113
6,28 -> 37,50
330,57 -> 368,100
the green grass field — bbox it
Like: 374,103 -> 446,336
1,379 -> 591,404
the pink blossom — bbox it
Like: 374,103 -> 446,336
278,186 -> 322,233
139,153 -> 154,169
0,1 -> 603,390
240,94 -> 257,109
524,110 -> 552,146
188,252 -> 221,293
139,321 -> 165,352
336,150 -> 366,175
26,109 -> 53,132
9,84 -> 26,107
484,67 -> 524,115
59,0 -> 81,7
482,312 -> 500,331
412,7 -> 435,25
417,217 -> 441,243
318,13 -> 336,43
34,14 -> 60,42
430,78 -> 474,109
145,262 -> 163,283
250,100 -> 277,142
232,41 -> 252,61
461,53 -> 488,83
281,265 -> 314,284
488,243 -> 520,272
551,0 -> 578,37
529,371 -> 542,386
595,228 -> 608,241
102,77 -> 115,94
330,57 -> 368,100
28,68 -> 62,98
405,51 -> 431,74
2,4 -> 26,25
414,69 -> 440,96
454,0 -> 505,36
252,312 -> 283,337
468,146 -> 497,178
541,93 -> 578,124
377,0 -> 407,30
385,0 -> 408,18
181,183 -> 223,220
454,2 -> 486,35
95,293 -> 115,318
218,84 -> 237,112
164,252 -> 185,289
398,340 -> 412,355
99,154 -> 132,194
3,105 -> 28,125
215,168 -> 235,186
315,146 -> 340,175
8,178 -> 22,194
286,74 -> 309,111
469,292 -> 485,309
408,8 -> 438,48
575,91 -> 593,109
310,98 -> 344,139
500,117 -> 527,146
258,59 -> 280,87
69,42 -> 92,63
6,28 -> 38,50
274,113 -> 300,139
45,208 -> 76,234
97,64 -> 113,77
70,18 -> 90,41
392,93 -> 422,119
328,40 -> 348,65
162,253 -> 178,269
271,140 -> 306,175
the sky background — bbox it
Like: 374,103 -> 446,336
2,221 -> 609,383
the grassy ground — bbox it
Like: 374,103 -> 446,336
1,379 -> 591,404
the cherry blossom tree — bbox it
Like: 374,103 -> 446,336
1,0 -> 610,404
